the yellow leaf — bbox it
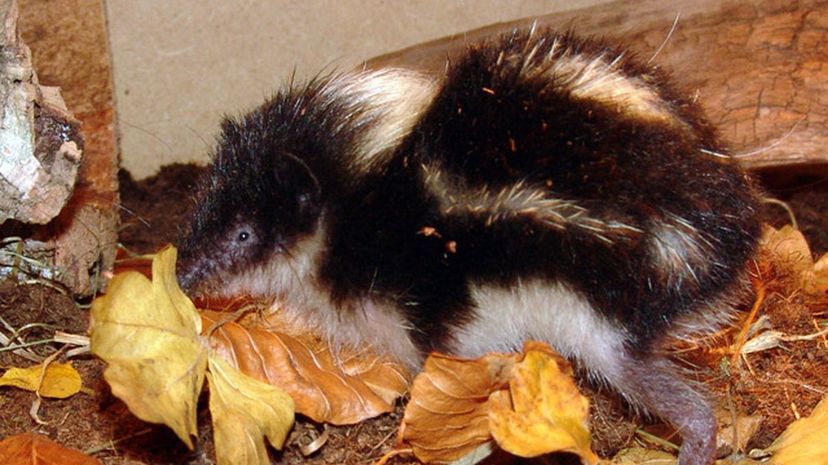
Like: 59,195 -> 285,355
207,355 -> 295,465
488,342 -> 598,463
611,447 -> 676,464
610,447 -> 765,465
0,362 -> 81,398
767,396 -> 828,465
89,246 -> 207,448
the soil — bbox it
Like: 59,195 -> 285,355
0,165 -> 826,464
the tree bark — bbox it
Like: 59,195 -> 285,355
0,0 -> 81,225
367,0 -> 828,171
0,0 -> 118,296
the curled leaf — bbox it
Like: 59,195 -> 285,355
0,362 -> 81,398
208,355 -> 295,465
488,342 -> 597,463
809,253 -> 828,298
204,310 -> 409,425
610,447 -> 676,464
400,350 -> 517,463
400,341 -> 594,464
89,246 -> 207,448
760,225 -> 828,300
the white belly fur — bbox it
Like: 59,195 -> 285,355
451,279 -> 631,384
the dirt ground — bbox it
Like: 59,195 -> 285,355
0,165 -> 826,464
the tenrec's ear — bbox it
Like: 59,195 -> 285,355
278,152 -> 322,215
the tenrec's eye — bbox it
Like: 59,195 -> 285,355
237,231 -> 250,242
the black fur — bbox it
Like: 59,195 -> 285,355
176,30 -> 761,465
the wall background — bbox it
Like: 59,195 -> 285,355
105,1 -> 612,178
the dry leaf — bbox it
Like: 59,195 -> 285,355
724,458 -> 765,465
106,249 -> 407,425
609,448 -> 763,465
90,246 -> 207,448
204,310 -> 409,425
0,362 -> 81,398
761,225 -> 813,276
208,356 -> 295,465
810,254 -> 828,297
766,395 -> 828,465
400,349 -> 518,463
400,341 -> 594,464
0,432 -> 102,465
610,447 -> 676,464
489,342 -> 597,463
448,442 -> 496,465
715,410 -> 763,453
91,247 -> 296,462
760,225 -> 828,299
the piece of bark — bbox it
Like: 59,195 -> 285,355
0,0 -> 82,225
0,0 -> 118,296
19,0 -> 119,297
366,0 -> 828,171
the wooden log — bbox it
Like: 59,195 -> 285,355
366,0 -> 828,171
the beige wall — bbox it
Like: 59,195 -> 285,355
106,0 -> 612,178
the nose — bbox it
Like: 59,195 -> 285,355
175,251 -> 201,293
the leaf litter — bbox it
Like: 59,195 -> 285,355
1,166 -> 826,465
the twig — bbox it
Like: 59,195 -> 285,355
732,282 -> 766,366
762,198 -> 799,230
29,347 -> 65,425
372,448 -> 414,465
635,429 -> 680,452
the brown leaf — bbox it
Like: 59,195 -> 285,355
760,225 -> 814,277
0,432 -> 101,465
715,409 -> 763,454
401,342 -> 597,464
202,310 -> 409,425
759,225 -> 828,300
400,348 -> 519,463
808,253 -> 828,298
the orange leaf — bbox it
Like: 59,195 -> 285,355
0,432 -> 101,465
202,310 -> 409,425
400,348 -> 519,463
